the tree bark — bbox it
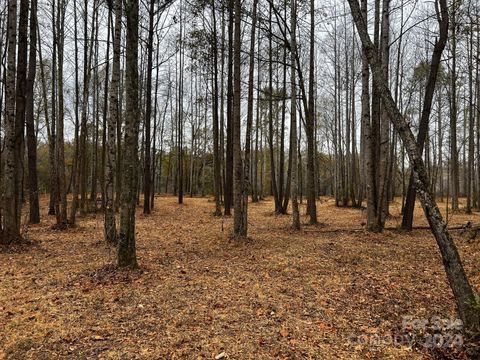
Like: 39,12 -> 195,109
25,0 -> 40,224
290,0 -> 300,230
105,0 -> 121,244
118,0 -> 140,268
211,0 -> 222,216
2,0 -> 20,243
306,0 -> 317,224
232,0 -> 246,237
143,0 -> 155,214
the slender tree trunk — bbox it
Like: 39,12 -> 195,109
466,15 -> 474,214
224,0 -> 234,215
37,23 -> 57,217
306,0 -> 317,224
268,6 -> 280,212
143,0 -> 155,214
290,0 -> 300,230
450,2 -> 459,211
25,0 -> 39,224
232,0 -> 245,236
105,0 -> 121,244
211,0 -> 222,216
55,0 -> 68,227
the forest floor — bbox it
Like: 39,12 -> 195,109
2,195 -> 480,359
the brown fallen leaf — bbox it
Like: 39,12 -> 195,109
280,328 -> 289,338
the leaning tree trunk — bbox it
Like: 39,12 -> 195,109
348,0 -> 480,334
401,0 -> 449,230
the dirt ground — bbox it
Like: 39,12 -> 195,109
1,195 -> 480,359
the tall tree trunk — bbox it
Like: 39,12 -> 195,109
143,0 -> 155,214
224,0 -> 234,215
177,3 -> 184,205
14,0 -> 28,229
360,0 -> 376,231
290,0 -> 300,230
466,14 -> 474,214
375,0 -> 390,230
25,0 -> 39,224
232,0 -> 246,237
105,0 -> 121,244
37,23 -> 56,217
2,0 -> 20,243
118,0 -> 140,268
55,0 -> 68,227
449,2 -> 459,211
211,0 -> 222,216
268,5 -> 280,212
306,0 -> 317,224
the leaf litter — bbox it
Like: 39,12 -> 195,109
1,196 -> 480,359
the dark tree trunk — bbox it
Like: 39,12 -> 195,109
306,0 -> 317,224
232,0 -> 245,237
211,0 -> 222,216
224,0 -> 234,216
25,0 -> 39,224
143,0 -> 155,214
118,0 -> 140,268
